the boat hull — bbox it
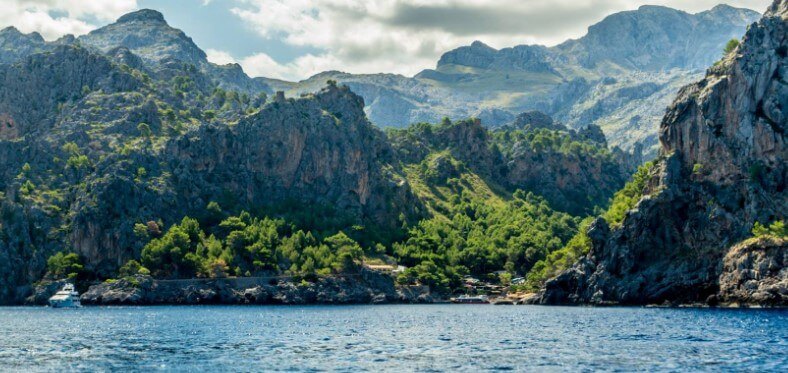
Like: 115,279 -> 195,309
49,299 -> 81,308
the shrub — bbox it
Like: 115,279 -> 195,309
47,252 -> 84,280
603,161 -> 654,226
752,220 -> 787,238
118,259 -> 149,277
724,38 -> 740,55
137,123 -> 152,138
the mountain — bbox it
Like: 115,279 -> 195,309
0,27 -> 49,64
0,10 -> 271,96
0,54 -> 420,302
0,9 -> 640,303
0,5 -> 775,305
0,6 -> 760,157
536,0 -> 787,307
554,4 -> 759,71
270,5 -> 760,157
78,9 -> 208,66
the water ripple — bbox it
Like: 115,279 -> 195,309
0,305 -> 785,371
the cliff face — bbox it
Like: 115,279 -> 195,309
0,42 -> 418,303
388,115 -> 635,216
274,5 -> 759,156
163,85 -> 417,236
540,0 -> 787,306
74,270 -> 432,306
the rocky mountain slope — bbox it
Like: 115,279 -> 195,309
0,42 -> 420,302
0,5 -> 758,157
268,5 -> 760,156
0,5 -> 763,305
538,0 -> 787,307
388,116 -> 635,216
0,9 -> 641,304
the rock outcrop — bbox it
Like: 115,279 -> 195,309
718,237 -> 786,306
76,270 -> 432,305
389,116 -> 635,216
539,0 -> 787,307
0,27 -> 51,64
78,9 -> 207,67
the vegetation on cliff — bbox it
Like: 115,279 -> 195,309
0,7 -> 721,303
523,160 -> 655,290
138,214 -> 364,279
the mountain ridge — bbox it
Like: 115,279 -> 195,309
263,4 -> 760,156
0,5 -> 761,157
537,0 -> 786,307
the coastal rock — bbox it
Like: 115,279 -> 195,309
718,237 -> 787,307
539,0 -> 787,307
25,280 -> 70,305
80,270 -> 432,305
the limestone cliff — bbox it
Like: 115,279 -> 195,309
0,45 -> 419,303
539,0 -> 787,306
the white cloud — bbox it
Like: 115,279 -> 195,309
205,48 -> 237,65
229,0 -> 771,81
237,52 -> 319,81
0,0 -> 772,80
0,0 -> 138,40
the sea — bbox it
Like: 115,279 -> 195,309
0,305 -> 785,371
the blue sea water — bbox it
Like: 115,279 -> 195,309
0,305 -> 785,372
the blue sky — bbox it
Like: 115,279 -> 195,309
137,0 -> 320,61
0,0 -> 771,81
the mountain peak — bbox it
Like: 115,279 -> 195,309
1,26 -> 20,35
117,9 -> 166,24
470,40 -> 495,51
710,4 -> 737,11
78,8 -> 207,66
0,26 -> 44,43
636,5 -> 680,13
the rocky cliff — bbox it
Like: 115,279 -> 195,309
388,114 -> 636,216
0,40 -> 419,303
539,0 -> 787,307
271,5 -> 759,156
73,269 -> 433,305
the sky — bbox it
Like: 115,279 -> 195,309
0,0 -> 772,81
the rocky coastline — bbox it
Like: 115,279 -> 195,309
27,269 -> 433,306
536,0 -> 787,308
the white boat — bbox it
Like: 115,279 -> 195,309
48,284 -> 81,308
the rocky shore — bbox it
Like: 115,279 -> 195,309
28,269 -> 433,306
536,0 -> 787,308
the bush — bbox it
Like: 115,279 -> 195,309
752,220 -> 787,238
47,252 -> 84,280
724,38 -> 740,55
118,259 -> 149,277
603,161 -> 654,226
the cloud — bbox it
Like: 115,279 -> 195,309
227,0 -> 769,80
229,0 -> 514,79
382,1 -> 613,37
205,48 -> 236,65
238,52 -> 339,81
0,0 -> 138,40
